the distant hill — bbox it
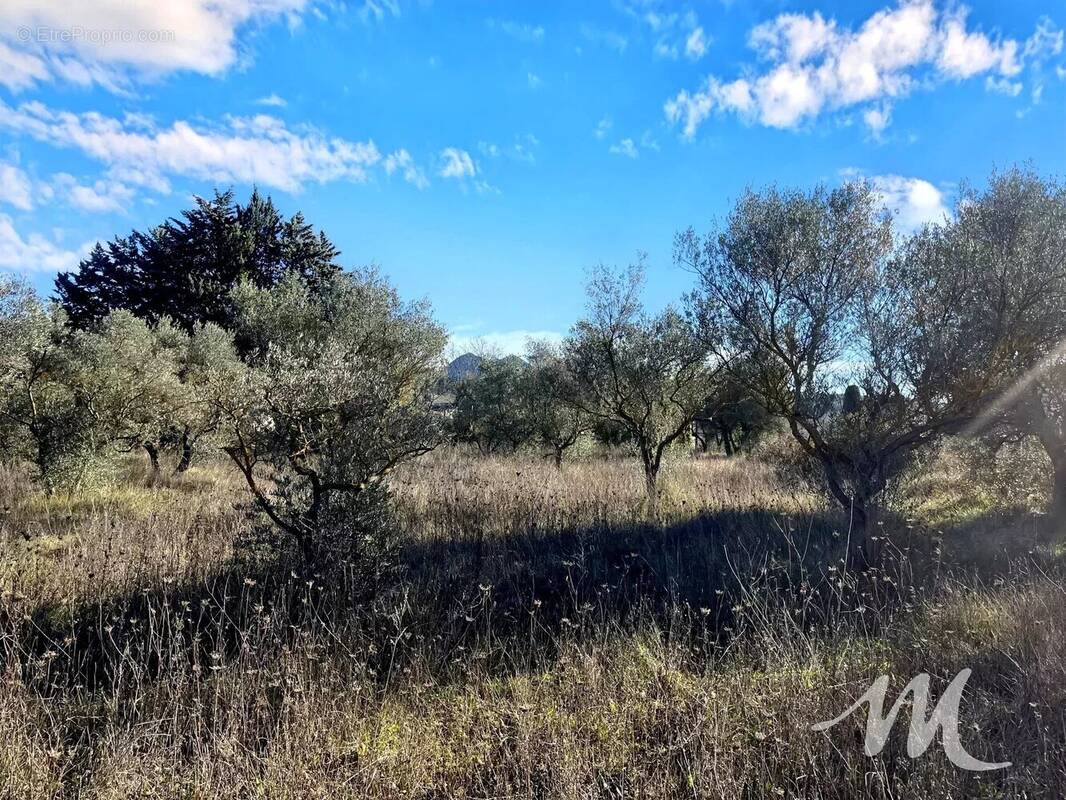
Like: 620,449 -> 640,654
445,352 -> 529,383
447,353 -> 484,381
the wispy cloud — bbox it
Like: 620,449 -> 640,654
54,173 -> 134,213
478,134 -> 539,164
0,161 -> 34,211
0,214 -> 94,272
609,138 -> 638,158
0,100 -> 384,194
621,2 -> 705,61
438,147 -> 477,179
255,93 -> 288,108
488,19 -> 545,44
383,148 -> 428,189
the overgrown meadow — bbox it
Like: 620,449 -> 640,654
0,444 -> 1063,798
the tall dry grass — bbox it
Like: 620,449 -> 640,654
0,449 -> 1062,798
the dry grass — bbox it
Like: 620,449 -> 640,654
0,448 -> 1063,798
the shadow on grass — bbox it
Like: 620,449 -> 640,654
7,502 -> 908,697
3,497 -> 1063,798
5,498 -> 1058,710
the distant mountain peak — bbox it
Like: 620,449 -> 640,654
447,352 -> 483,381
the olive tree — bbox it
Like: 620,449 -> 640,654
903,169 -> 1066,534
219,270 -> 446,568
64,311 -> 188,482
694,361 -> 772,456
0,281 -> 192,490
0,279 -> 77,489
450,354 -> 534,453
564,260 -> 721,510
169,322 -> 243,472
679,183 -> 919,564
520,340 -> 589,466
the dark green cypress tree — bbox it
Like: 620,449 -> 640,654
55,189 -> 342,332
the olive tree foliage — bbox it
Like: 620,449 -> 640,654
167,323 -> 244,474
0,278 -> 201,490
0,279 -> 76,489
678,183 -> 917,562
904,169 -> 1066,533
450,355 -> 534,454
63,312 -> 187,481
693,360 -> 772,456
218,271 -> 447,569
521,340 -> 589,466
563,260 -> 721,509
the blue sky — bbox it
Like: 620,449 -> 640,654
0,0 -> 1063,354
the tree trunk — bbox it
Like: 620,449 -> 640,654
1025,408 -> 1066,539
644,463 -> 660,517
723,428 -> 735,457
1050,465 -> 1066,537
1045,453 -> 1066,540
821,458 -> 875,571
144,442 -> 161,485
553,446 -> 564,468
176,428 -> 194,473
845,498 -> 873,571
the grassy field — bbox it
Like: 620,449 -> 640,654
0,448 -> 1063,798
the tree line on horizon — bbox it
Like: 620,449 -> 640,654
1,167 -> 1063,573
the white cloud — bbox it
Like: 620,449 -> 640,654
641,8 -> 706,61
512,133 -> 539,164
477,136 -> 538,164
609,138 -> 639,158
450,329 -> 564,357
438,148 -> 477,179
594,117 -> 613,140
749,11 -> 836,63
383,148 -> 428,189
357,0 -> 400,24
53,173 -> 135,213
490,20 -> 545,44
1024,18 -> 1064,61
255,93 -> 288,107
986,75 -> 1022,96
666,1 -> 1035,137
862,103 -> 892,137
0,0 -> 313,91
937,11 -> 1018,78
685,26 -> 708,60
0,213 -> 93,272
0,40 -> 49,92
0,162 -> 34,210
867,174 -> 950,232
527,71 -> 543,90
0,100 -> 382,194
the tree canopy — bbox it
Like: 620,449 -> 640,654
55,189 -> 341,333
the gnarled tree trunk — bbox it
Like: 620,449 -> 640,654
144,441 -> 161,485
176,427 -> 194,473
